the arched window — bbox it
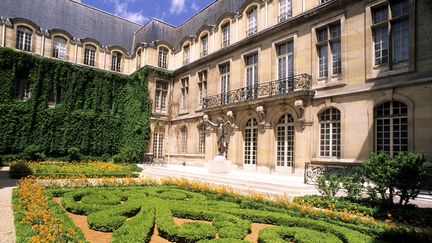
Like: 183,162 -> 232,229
198,125 -> 206,154
276,114 -> 295,169
16,26 -> 32,52
136,49 -> 142,69
112,51 -> 122,72
375,101 -> 408,156
84,45 -> 96,66
52,36 -> 67,60
319,108 -> 341,157
200,34 -> 208,57
247,7 -> 258,36
244,118 -> 258,165
183,44 -> 190,65
158,47 -> 169,69
180,126 -> 188,153
221,22 -> 230,47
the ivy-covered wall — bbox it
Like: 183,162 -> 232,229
0,47 -> 172,161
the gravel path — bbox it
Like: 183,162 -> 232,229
0,167 -> 17,243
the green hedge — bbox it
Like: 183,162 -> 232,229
0,47 -> 172,161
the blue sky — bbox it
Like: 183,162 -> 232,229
82,0 -> 215,26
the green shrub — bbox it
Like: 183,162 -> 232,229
9,161 -> 33,178
259,226 -> 343,243
341,175 -> 364,200
363,152 -> 427,206
317,174 -> 342,197
67,147 -> 82,162
112,206 -> 155,243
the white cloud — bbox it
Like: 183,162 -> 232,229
191,1 -> 200,12
170,0 -> 186,15
110,0 -> 148,24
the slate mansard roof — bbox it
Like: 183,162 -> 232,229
133,0 -> 244,50
0,0 -> 142,52
1,0 -> 249,52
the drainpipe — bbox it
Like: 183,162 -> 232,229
1,23 -> 5,47
74,42 -> 78,63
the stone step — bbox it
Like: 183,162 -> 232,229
139,165 -> 318,196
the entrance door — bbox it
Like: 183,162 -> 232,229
244,118 -> 258,169
153,133 -> 164,159
276,114 -> 295,172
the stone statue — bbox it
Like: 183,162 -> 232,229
203,114 -> 234,155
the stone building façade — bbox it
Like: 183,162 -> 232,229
1,0 -> 432,179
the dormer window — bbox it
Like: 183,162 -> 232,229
279,0 -> 292,22
111,51 -> 122,72
16,26 -> 32,52
84,45 -> 96,66
247,7 -> 258,36
183,45 -> 190,65
201,35 -> 208,57
221,23 -> 230,47
158,47 -> 169,69
52,36 -> 67,60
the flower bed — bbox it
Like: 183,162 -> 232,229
10,161 -> 141,179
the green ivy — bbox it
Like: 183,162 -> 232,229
0,47 -> 172,161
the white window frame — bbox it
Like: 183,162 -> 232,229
153,133 -> 164,159
198,70 -> 207,108
158,47 -> 169,69
84,45 -> 96,66
276,40 -> 294,93
247,7 -> 258,36
180,127 -> 187,153
279,0 -> 292,22
245,53 -> 258,100
52,36 -> 67,60
244,118 -> 258,166
183,45 -> 190,65
181,78 -> 189,110
155,80 -> 168,113
16,26 -> 32,52
221,23 -> 230,48
220,62 -> 230,105
276,114 -> 295,172
111,51 -> 122,72
198,125 -> 206,154
319,108 -> 341,158
316,21 -> 342,79
201,35 -> 208,57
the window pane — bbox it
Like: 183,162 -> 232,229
373,6 -> 388,24
373,26 -> 389,65
392,19 -> 409,63
318,45 -> 328,77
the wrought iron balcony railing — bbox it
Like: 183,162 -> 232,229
203,74 -> 312,109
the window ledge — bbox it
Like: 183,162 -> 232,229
311,158 -> 363,164
367,62 -> 410,81
313,80 -> 346,90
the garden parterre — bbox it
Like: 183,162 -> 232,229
13,178 -> 427,243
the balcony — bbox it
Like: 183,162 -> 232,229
203,74 -> 312,109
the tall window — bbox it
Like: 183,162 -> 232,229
84,45 -> 96,66
111,51 -> 122,72
220,63 -> 230,104
247,7 -> 258,36
198,70 -> 207,107
198,125 -> 206,154
155,80 -> 168,112
201,35 -> 208,57
136,49 -> 142,69
181,78 -> 189,110
244,118 -> 258,166
183,45 -> 190,65
52,36 -> 67,60
245,53 -> 258,100
276,114 -> 295,169
221,22 -> 230,47
153,133 -> 164,159
16,26 -> 32,52
372,0 -> 409,66
14,78 -> 30,100
180,126 -> 187,153
279,0 -> 292,22
319,108 -> 341,157
158,47 -> 169,69
277,40 -> 294,93
375,101 -> 408,156
316,21 -> 341,79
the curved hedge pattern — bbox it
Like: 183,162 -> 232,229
57,186 -> 419,242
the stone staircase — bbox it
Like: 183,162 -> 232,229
138,164 -> 319,198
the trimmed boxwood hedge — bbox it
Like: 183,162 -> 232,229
0,47 -> 172,161
51,186 -> 427,242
